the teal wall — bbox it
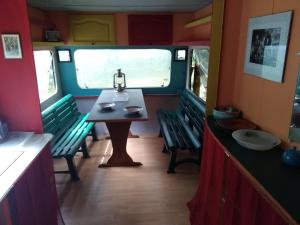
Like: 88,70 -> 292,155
56,45 -> 188,96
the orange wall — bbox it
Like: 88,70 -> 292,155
192,4 -> 212,41
217,0 -> 243,105
173,4 -> 212,44
115,13 -> 129,45
173,13 -> 195,43
218,0 -> 300,144
29,7 -> 69,42
28,7 -> 46,41
45,11 -> 69,41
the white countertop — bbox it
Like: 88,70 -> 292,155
0,132 -> 53,202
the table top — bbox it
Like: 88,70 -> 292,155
87,89 -> 148,123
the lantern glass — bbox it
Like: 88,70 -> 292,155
113,69 -> 126,92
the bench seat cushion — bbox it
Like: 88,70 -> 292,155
51,113 -> 94,158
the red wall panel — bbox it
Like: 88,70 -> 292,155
0,0 -> 42,133
128,15 -> 173,45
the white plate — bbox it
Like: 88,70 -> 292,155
123,106 -> 143,114
99,102 -> 115,110
232,129 -> 281,151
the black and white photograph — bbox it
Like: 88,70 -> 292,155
249,28 -> 281,67
1,34 -> 22,59
244,11 -> 292,83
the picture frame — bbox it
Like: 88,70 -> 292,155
57,49 -> 72,62
174,49 -> 187,61
1,34 -> 22,59
45,30 -> 61,42
244,11 -> 292,83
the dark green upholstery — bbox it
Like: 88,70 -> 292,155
157,90 -> 205,173
42,94 -> 97,181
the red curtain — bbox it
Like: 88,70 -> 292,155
187,124 -> 226,225
223,159 -> 259,225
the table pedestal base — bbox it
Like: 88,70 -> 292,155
99,122 -> 142,167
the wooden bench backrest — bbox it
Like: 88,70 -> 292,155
41,94 -> 80,137
178,90 -> 206,138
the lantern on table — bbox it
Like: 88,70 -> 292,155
113,69 -> 126,92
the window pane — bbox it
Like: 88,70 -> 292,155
33,50 -> 57,102
188,48 -> 209,102
74,49 -> 171,89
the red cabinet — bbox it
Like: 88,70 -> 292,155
222,159 -> 287,225
0,198 -> 12,225
128,15 -> 173,45
7,145 -> 58,225
188,123 -> 289,225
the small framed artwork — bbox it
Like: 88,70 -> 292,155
57,49 -> 71,62
45,30 -> 61,42
174,49 -> 187,61
244,11 -> 292,83
1,34 -> 22,59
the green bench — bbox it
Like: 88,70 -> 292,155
157,90 -> 205,173
41,94 -> 98,181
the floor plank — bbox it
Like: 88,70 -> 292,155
55,137 -> 199,225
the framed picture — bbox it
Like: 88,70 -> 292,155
57,49 -> 71,62
244,11 -> 292,83
174,49 -> 187,61
1,34 -> 22,59
45,30 -> 61,42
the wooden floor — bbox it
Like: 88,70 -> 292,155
54,137 -> 199,225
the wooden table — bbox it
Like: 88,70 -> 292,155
87,89 -> 148,167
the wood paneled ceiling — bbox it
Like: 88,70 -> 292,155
27,0 -> 212,12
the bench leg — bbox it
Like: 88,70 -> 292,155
158,129 -> 162,137
66,157 -> 80,181
167,149 -> 177,174
81,141 -> 90,158
162,145 -> 169,154
197,148 -> 202,163
91,126 -> 98,141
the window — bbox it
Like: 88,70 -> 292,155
33,50 -> 57,102
187,47 -> 209,102
74,49 -> 171,89
174,49 -> 187,61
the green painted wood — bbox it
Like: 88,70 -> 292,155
157,110 -> 176,149
60,121 -> 91,155
52,118 -> 93,157
41,95 -> 95,159
157,89 -> 205,151
51,116 -> 80,145
51,114 -> 86,155
176,111 -> 201,150
42,96 -> 79,136
41,94 -> 73,117
68,122 -> 94,154
179,90 -> 205,135
167,112 -> 185,148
